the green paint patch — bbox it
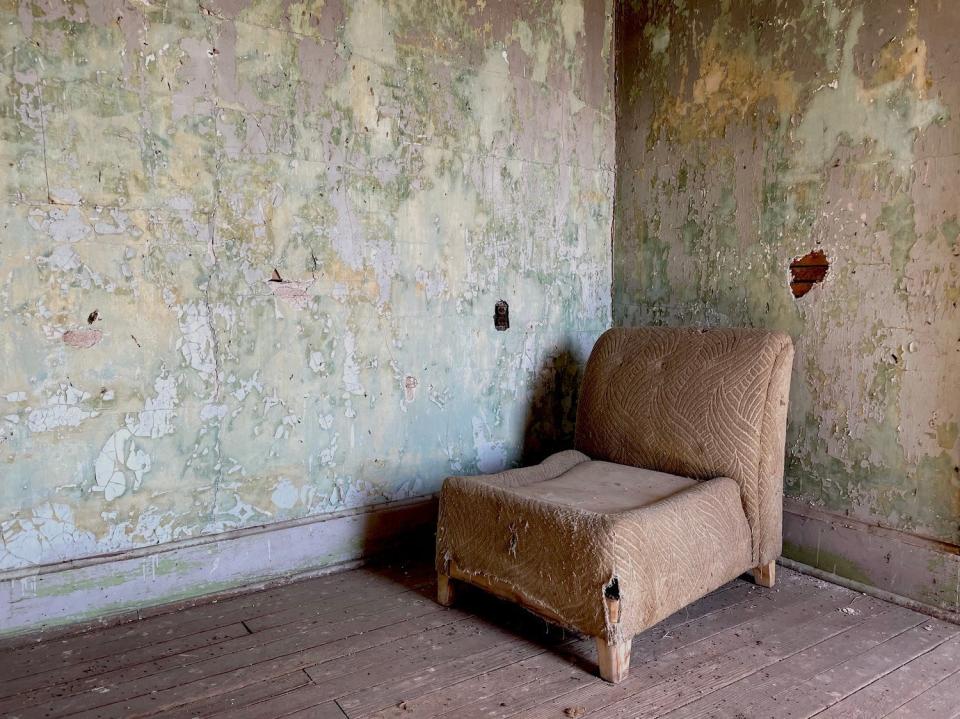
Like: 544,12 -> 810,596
877,195 -> 919,292
33,572 -> 129,598
154,557 -> 201,576
941,217 -> 960,244
782,540 -> 873,586
937,422 -> 959,452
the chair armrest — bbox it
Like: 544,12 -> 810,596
463,449 -> 589,489
436,454 -> 615,636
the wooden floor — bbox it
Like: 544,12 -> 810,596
2,558 -> 959,719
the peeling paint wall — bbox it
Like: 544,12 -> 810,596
0,0 -> 614,574
614,0 -> 960,561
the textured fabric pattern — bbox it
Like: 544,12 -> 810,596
507,461 -> 698,513
574,326 -> 794,565
437,454 -> 616,636
436,326 -> 794,644
436,460 -> 752,642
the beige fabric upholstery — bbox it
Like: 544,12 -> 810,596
437,453 -> 752,642
574,326 -> 794,566
436,326 -> 794,646
507,460 -> 698,513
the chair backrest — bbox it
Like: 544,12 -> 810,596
574,326 -> 794,563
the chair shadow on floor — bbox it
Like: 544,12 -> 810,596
361,546 -> 601,677
358,341 -> 600,675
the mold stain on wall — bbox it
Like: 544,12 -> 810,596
614,0 -> 959,547
0,0 -> 614,571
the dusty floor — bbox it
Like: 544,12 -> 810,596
1,558 -> 958,718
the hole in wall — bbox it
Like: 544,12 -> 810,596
790,250 -> 829,298
494,300 -> 509,331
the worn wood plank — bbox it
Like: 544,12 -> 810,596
360,644 -> 587,719
142,618 -> 486,718
148,584 -> 567,718
435,663 -> 595,719
661,610 -> 946,718
57,605 -> 532,719
338,575 -> 780,716
0,590 -> 445,716
736,620 -> 957,719
12,604 -> 462,719
1,563 -> 432,683
211,683 -> 343,719
585,597 -> 891,718
283,702 -> 350,719
301,618 -> 545,706
882,668 -> 960,719
241,569 -> 434,633
625,575 -> 806,665
1,569 -> 344,664
0,622 -> 250,701
163,670 -> 314,719
346,581 -> 764,718
340,638 -> 566,718
4,562 -> 950,719
816,634 -> 960,719
522,581 -> 878,719
295,587 -> 578,715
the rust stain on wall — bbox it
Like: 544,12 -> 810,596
62,329 -> 103,349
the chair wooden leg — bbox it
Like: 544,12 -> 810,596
437,572 -> 456,606
752,560 -> 776,588
596,637 -> 632,683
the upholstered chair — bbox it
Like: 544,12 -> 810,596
435,326 -> 794,683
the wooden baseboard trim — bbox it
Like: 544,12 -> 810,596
783,499 -> 960,617
0,495 -> 438,584
778,557 -> 960,625
0,496 -> 438,640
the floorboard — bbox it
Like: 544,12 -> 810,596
883,668 -> 960,719
815,634 -> 960,718
0,558 -> 953,719
658,609 -> 946,718
741,619 -> 955,719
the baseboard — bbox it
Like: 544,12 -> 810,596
778,557 -> 960,625
6,495 -> 955,640
0,496 -> 438,640
783,499 -> 960,618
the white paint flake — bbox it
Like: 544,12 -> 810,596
176,302 -> 217,380
342,331 -> 365,395
27,385 -> 96,433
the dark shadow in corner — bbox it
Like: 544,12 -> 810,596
359,550 -> 598,675
519,342 -> 584,466
356,340 -> 597,672
358,338 -> 587,579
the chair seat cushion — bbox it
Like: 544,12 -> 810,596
436,450 -> 754,643
506,461 -> 698,513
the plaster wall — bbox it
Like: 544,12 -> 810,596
614,0 -> 960,609
0,0 -> 614,619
